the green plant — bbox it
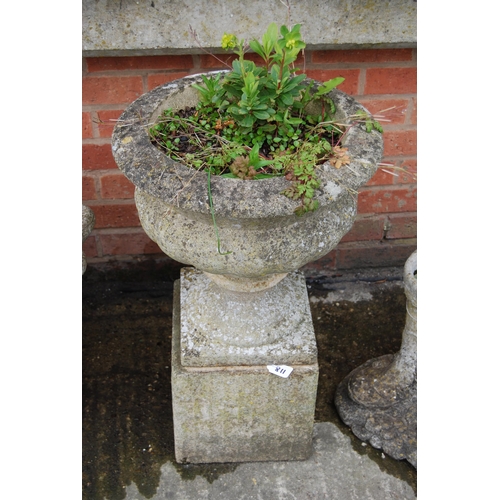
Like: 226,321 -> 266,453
150,22 -> 381,216
353,110 -> 384,133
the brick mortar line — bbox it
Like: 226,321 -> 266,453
306,61 -> 417,69
82,49 -> 417,71
87,110 -> 99,138
406,96 -> 416,126
82,68 -> 196,78
84,199 -> 137,206
192,54 -> 202,70
365,182 -> 416,190
86,255 -> 165,264
85,197 -> 136,203
88,227 -> 147,235
382,155 -> 417,161
81,63 -> 416,80
85,170 -> 104,199
83,104 -> 127,112
82,63 -> 417,81
380,153 -> 416,164
82,138 -> 112,145
353,212 -> 416,222
93,232 -> 103,256
353,92 -> 417,99
82,59 -> 416,75
358,183 -> 417,192
368,170 -> 417,183
359,92 -> 417,97
374,123 -> 417,131
387,211 -> 417,217
357,67 -> 366,95
83,171 -> 122,178
336,237 -> 417,247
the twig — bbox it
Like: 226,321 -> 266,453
344,164 -> 360,177
279,0 -> 292,27
380,169 -> 398,176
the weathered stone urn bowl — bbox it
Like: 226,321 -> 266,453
112,73 -> 383,290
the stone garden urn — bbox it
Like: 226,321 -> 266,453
111,73 -> 383,464
335,250 -> 417,468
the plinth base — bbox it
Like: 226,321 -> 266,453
171,269 -> 319,464
335,354 -> 417,468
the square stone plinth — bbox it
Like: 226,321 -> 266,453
171,272 -> 319,463
179,268 -> 318,367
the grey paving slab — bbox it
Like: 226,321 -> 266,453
121,422 -> 416,500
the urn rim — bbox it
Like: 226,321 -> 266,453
111,72 -> 383,219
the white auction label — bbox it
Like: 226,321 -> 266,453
267,364 -> 293,378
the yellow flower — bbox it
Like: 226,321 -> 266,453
221,33 -> 237,50
285,39 -> 296,49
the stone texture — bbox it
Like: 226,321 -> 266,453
112,74 -> 383,280
110,73 -> 382,465
82,205 -> 95,274
172,278 -> 319,464
112,75 -> 382,212
179,268 -> 317,367
335,250 -> 417,467
83,0 -> 417,56
336,355 -> 417,466
120,422 -> 416,500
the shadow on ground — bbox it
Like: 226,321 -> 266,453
82,262 -> 417,499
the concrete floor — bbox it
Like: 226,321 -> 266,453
82,261 -> 417,499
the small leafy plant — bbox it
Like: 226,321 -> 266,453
150,22 -> 381,216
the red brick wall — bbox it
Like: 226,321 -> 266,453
82,48 -> 416,272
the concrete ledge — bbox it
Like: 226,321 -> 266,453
82,0 -> 416,57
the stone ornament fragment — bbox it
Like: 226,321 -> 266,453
335,250 -> 417,468
82,205 -> 95,274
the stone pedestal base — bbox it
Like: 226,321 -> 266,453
171,268 -> 319,464
335,355 -> 417,468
